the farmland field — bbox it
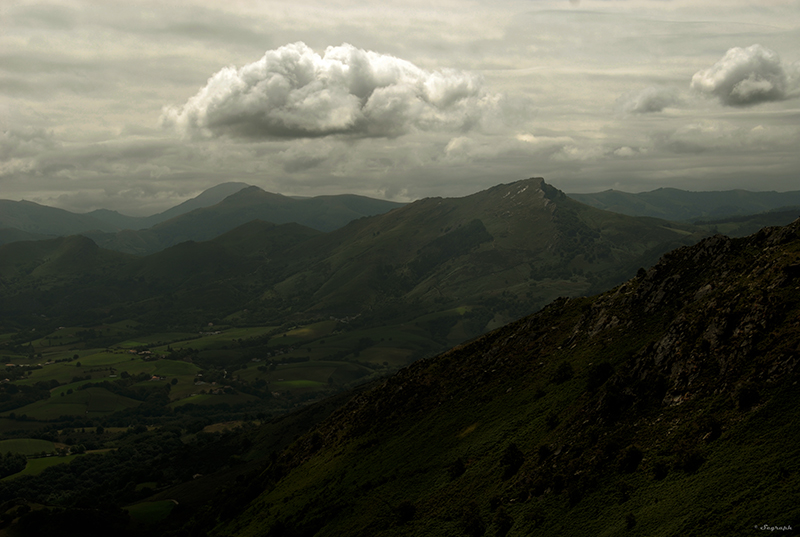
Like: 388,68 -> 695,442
2,454 -> 81,480
0,438 -> 55,455
125,500 -> 176,524
2,387 -> 141,419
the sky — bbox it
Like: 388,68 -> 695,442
1,0 -> 799,216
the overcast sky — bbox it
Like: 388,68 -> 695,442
2,0 -> 799,215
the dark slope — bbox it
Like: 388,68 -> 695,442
0,221 -> 321,326
207,219 -> 800,537
269,178 -> 705,322
0,179 -> 706,339
569,186 -> 800,222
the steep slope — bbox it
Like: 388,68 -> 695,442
209,219 -> 800,537
569,186 -> 800,222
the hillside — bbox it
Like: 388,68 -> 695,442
203,218 -> 800,537
569,187 -> 800,222
267,178 -> 705,325
0,179 -> 706,346
0,184 -> 403,255
85,187 -> 405,255
86,181 -> 253,230
0,199 -> 117,236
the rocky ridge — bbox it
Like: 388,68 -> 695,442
218,219 -> 800,537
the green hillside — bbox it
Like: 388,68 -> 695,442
0,179 -> 706,343
204,218 -> 800,537
0,215 -> 796,536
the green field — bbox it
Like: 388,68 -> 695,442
163,326 -> 278,352
272,379 -> 326,389
0,438 -> 55,455
2,387 -> 141,420
169,393 -> 258,408
2,454 -> 80,480
125,500 -> 176,524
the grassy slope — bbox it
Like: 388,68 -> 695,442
213,220 -> 800,537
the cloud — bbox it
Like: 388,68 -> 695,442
161,42 -> 497,140
691,44 -> 795,106
617,86 -> 680,114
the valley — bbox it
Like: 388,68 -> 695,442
0,178 -> 797,535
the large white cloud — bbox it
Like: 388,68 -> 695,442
161,42 -> 497,139
691,44 -> 795,106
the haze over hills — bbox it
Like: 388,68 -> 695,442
4,182 -> 800,253
568,187 -> 800,222
0,199 -> 119,238
86,181 -> 253,230
0,178 -> 706,339
0,183 -> 253,245
0,183 -> 404,253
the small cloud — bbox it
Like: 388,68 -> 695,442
617,86 -> 680,114
613,146 -> 636,157
691,44 -> 795,107
162,42 -> 498,140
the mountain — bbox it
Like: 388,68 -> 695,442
0,178 -> 706,350
84,187 -> 406,255
0,183 -> 400,253
0,199 -> 117,237
267,178 -> 705,324
0,227 -> 51,246
86,182 -> 253,230
0,183 -> 253,241
200,218 -> 800,537
568,187 -> 800,222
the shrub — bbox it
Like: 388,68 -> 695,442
447,457 -> 466,480
618,445 -> 643,474
551,362 -> 574,385
501,443 -> 524,479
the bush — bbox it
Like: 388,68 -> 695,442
447,457 -> 466,480
396,501 -> 415,524
618,445 -> 643,474
501,443 -> 524,480
551,362 -> 574,385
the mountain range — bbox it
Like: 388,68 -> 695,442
0,178 -> 708,341
192,217 -> 800,537
0,178 -> 798,536
0,183 -> 404,254
3,183 -> 800,256
569,187 -> 800,222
